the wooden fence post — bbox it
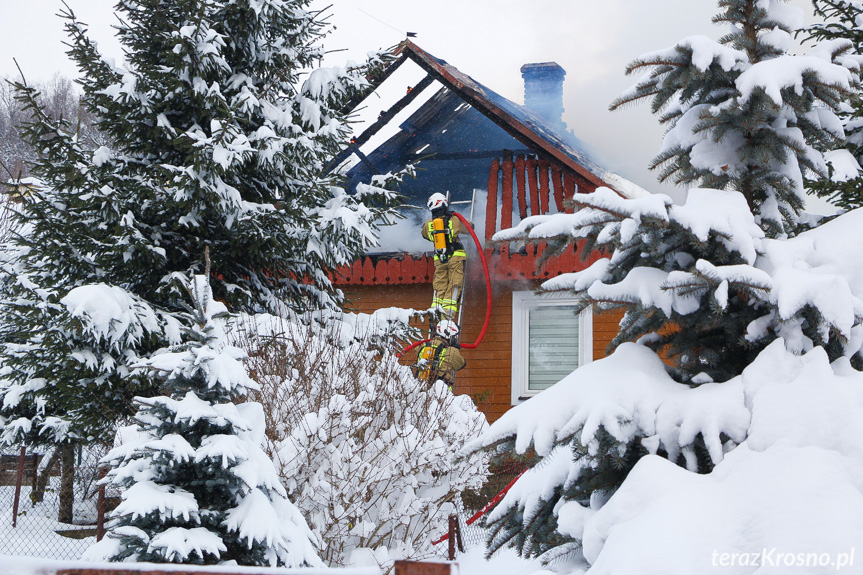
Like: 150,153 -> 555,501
97,467 -> 107,541
447,514 -> 463,560
12,445 -> 25,527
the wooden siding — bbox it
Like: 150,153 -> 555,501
343,279 -> 623,424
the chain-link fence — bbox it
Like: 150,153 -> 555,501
1,443 -> 113,559
433,455 -> 529,556
3,441 -> 525,562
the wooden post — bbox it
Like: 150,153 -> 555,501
551,167 -> 565,213
447,514 -> 456,560
563,171 -> 578,213
12,445 -> 25,527
97,467 -> 107,541
527,157 -> 541,216
515,155 -> 527,220
500,154 -> 514,231
538,159 -> 551,214
446,514 -> 464,560
485,158 -> 499,243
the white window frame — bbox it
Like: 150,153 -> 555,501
511,291 -> 592,405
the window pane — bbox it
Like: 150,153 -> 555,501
528,305 -> 579,391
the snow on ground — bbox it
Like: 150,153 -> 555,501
1,482 -> 97,560
0,547 -> 547,575
458,545 -> 556,575
0,556 -> 382,575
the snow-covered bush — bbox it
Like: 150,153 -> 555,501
85,275 -> 320,567
238,313 -> 489,569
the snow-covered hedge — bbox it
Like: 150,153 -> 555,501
239,313 -> 489,569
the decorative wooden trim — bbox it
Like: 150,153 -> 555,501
515,154 -> 527,220
500,154 -> 514,231
500,154 -> 514,257
538,159 -> 550,214
551,167 -> 565,212
486,158 -> 499,243
332,255 -> 436,286
527,156 -> 540,216
563,171 -> 577,214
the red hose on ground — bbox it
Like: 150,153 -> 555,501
398,212 -> 493,358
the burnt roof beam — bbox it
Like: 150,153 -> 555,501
325,73 -> 436,174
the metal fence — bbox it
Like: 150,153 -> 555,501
1,443 -> 112,559
2,442 -> 524,562
434,456 -> 528,556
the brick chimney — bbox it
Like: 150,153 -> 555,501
520,62 -> 567,130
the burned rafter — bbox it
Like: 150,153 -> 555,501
402,149 -> 535,162
325,73 -> 437,174
337,49 -> 410,116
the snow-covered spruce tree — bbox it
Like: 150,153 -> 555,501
0,81 -> 169,452
476,190 -> 863,565
476,188 -> 769,562
473,1 -> 863,563
801,0 -> 863,209
610,0 -> 859,237
239,313 -> 489,569
61,0 -> 398,311
85,272 -> 321,567
0,0 -> 400,450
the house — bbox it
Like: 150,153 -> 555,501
333,41 -> 643,422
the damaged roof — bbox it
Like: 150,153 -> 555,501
354,40 -> 613,191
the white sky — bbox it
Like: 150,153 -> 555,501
0,0 -> 830,209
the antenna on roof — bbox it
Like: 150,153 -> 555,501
357,7 -> 409,37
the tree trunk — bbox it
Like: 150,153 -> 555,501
58,443 -> 75,524
30,448 -> 59,504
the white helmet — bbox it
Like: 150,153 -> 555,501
427,193 -> 448,211
436,320 -> 459,339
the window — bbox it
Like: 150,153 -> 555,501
511,291 -> 592,404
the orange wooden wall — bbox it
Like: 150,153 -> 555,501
343,278 -> 623,423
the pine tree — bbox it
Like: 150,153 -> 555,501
0,0 -> 399,449
801,0 -> 863,209
610,0 -> 857,237
85,270 -> 321,566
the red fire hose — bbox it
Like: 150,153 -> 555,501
398,212 -> 493,357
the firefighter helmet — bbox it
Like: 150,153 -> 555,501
436,320 -> 459,340
427,193 -> 448,212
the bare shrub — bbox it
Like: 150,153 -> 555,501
238,313 -> 489,569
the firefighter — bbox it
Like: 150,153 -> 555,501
421,193 -> 467,318
414,320 -> 466,390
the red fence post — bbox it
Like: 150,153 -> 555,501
12,445 -> 25,527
